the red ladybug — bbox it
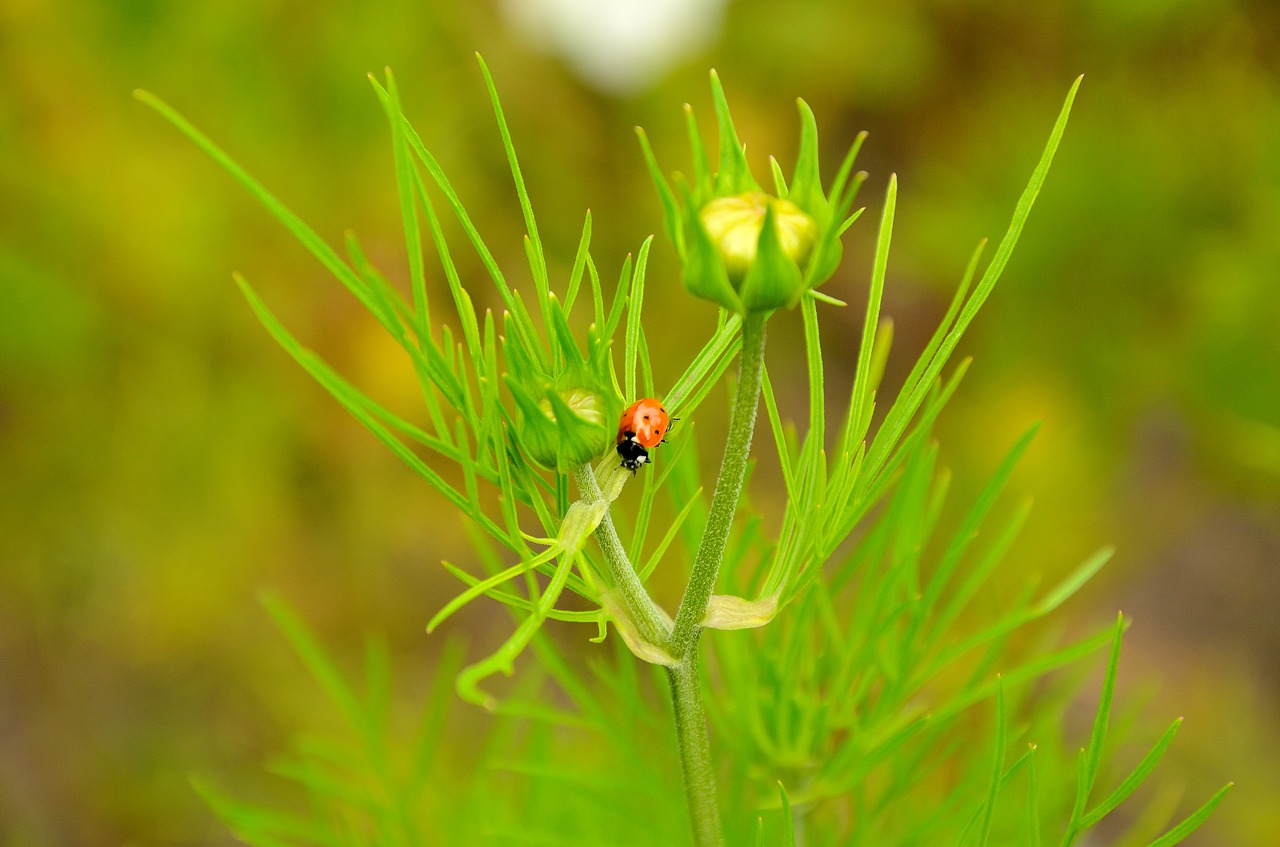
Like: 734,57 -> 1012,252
616,397 -> 671,471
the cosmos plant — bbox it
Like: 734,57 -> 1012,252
139,56 -> 1228,847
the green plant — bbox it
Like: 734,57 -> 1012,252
138,57 -> 1229,846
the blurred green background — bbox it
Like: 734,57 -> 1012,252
2,0 -> 1278,843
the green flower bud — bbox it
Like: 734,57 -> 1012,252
513,384 -> 617,472
690,191 -> 819,312
699,192 -> 817,280
637,70 -> 866,315
502,298 -> 624,473
539,388 -> 606,428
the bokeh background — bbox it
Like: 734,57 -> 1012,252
2,0 -> 1278,843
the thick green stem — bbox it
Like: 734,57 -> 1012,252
664,310 -> 768,847
671,310 -> 769,656
572,463 -> 669,646
667,654 -> 723,847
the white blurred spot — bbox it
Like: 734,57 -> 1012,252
499,0 -> 728,95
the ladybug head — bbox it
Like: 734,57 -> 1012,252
616,438 -> 650,472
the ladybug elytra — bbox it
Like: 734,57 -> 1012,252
615,397 -> 671,471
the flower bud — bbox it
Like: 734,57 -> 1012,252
699,192 -> 817,280
637,71 -> 865,315
514,384 -> 618,472
691,191 -> 819,312
502,300 -> 624,472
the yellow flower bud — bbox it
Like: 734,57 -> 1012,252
699,192 -> 817,280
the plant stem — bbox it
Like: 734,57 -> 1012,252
667,653 -> 723,847
572,463 -> 670,646
665,309 -> 768,847
580,310 -> 767,847
671,310 -> 769,656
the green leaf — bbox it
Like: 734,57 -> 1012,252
1034,546 -> 1114,616
604,251 -> 633,343
428,545 -> 562,633
377,68 -> 431,343
778,781 -> 796,847
476,54 -> 550,328
976,678 -> 1007,847
439,562 -> 599,622
192,776 -> 337,847
260,593 -> 366,738
637,486 -> 703,581
368,78 -> 547,372
1082,718 -> 1183,828
1141,784 -> 1232,847
625,236 -> 653,402
709,69 -> 756,194
865,76 -> 1082,488
789,98 -> 826,224
802,292 -> 825,456
684,198 -> 746,313
827,130 -> 868,214
236,275 -> 495,531
920,423 -> 1040,632
769,156 -> 789,197
455,550 -> 578,709
1085,614 -> 1127,793
1028,744 -> 1043,847
760,368 -> 799,500
343,228 -> 413,342
564,211 -> 593,314
848,173 -> 896,443
134,90 -> 383,325
740,200 -> 806,311
665,313 -> 742,415
684,102 -> 711,199
636,126 -> 683,255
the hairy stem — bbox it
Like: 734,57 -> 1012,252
671,310 -> 769,656
579,310 -> 767,847
667,653 -> 723,847
665,309 -> 768,847
572,463 -> 670,646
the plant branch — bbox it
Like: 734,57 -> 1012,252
572,463 -> 670,646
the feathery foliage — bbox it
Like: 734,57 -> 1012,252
139,58 -> 1227,847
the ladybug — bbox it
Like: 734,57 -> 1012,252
615,397 -> 671,471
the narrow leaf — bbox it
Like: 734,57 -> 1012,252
1141,784 -> 1231,847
